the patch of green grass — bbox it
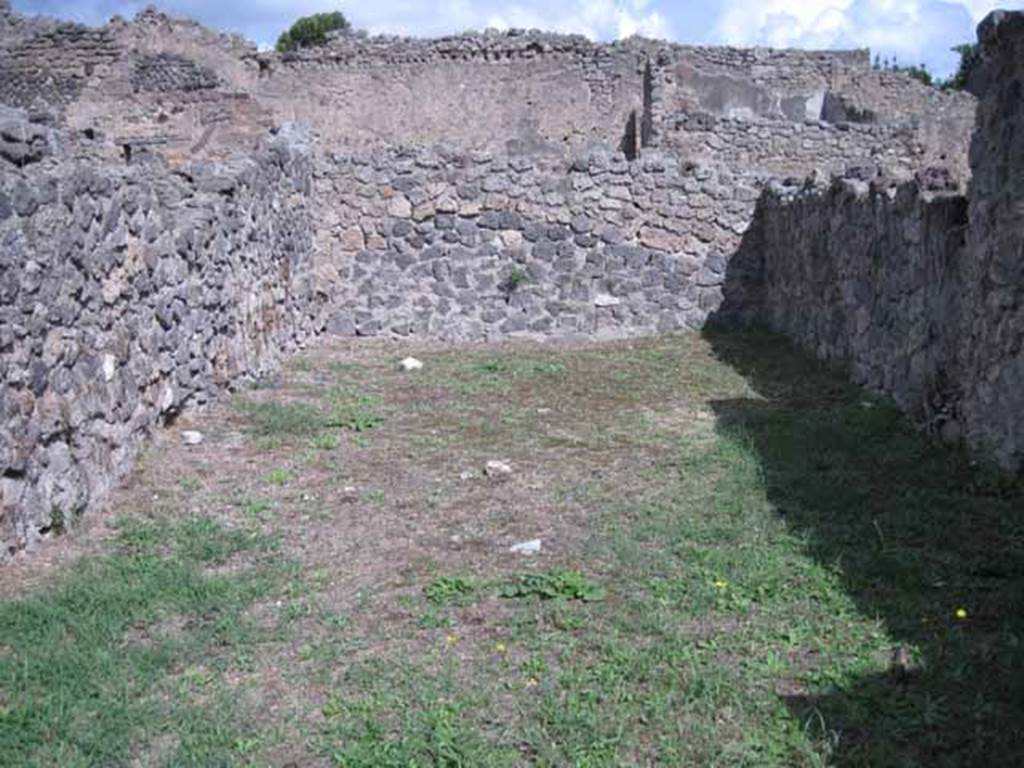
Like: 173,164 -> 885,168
312,433 -> 340,451
424,355 -> 569,396
241,498 -> 274,522
238,399 -> 327,437
238,391 -> 380,448
326,388 -> 385,432
322,612 -> 352,630
264,468 -> 295,486
416,608 -> 451,629
424,575 -> 477,605
319,663 -> 519,768
0,515 -> 278,767
363,489 -> 385,504
501,568 -> 607,602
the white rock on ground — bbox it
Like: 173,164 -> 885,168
509,539 -> 542,555
181,430 -> 204,446
485,460 -> 513,476
399,357 -> 424,372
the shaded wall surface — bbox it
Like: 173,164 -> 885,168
755,178 -> 967,427
960,11 -> 1024,470
754,11 -> 1024,471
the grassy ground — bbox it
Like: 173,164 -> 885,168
1,330 -> 1022,767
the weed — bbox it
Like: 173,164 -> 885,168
322,613 -> 352,630
501,568 -> 607,602
500,266 -> 530,296
424,575 -> 477,605
238,400 -> 326,437
241,498 -> 274,522
264,468 -> 294,486
326,388 -> 384,432
417,609 -> 451,629
312,433 -> 340,451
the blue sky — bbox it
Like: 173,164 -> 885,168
12,0 -> 1024,77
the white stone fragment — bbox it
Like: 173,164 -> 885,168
509,539 -> 542,555
485,460 -> 513,476
181,431 -> 204,446
594,294 -> 621,307
101,354 -> 117,382
399,357 -> 424,372
159,384 -> 175,413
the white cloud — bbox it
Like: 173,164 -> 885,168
13,0 -> 1024,76
351,0 -> 670,41
711,0 -> 1022,76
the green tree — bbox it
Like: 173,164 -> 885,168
276,11 -> 350,52
902,64 -> 933,87
944,43 -> 981,90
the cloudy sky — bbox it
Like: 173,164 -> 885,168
12,0 -> 1024,77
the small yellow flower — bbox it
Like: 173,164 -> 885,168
445,634 -> 459,646
495,643 -> 508,654
954,608 -> 968,621
525,677 -> 539,688
713,580 -> 729,590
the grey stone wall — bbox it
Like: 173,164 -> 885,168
663,112 -> 927,181
255,30 -> 648,156
0,123 -> 324,560
314,147 -> 762,340
0,5 -> 976,177
960,11 -> 1024,471
754,11 -> 1024,471
755,176 -> 967,425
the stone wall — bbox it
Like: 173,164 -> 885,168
960,11 -> 1024,471
754,177 -> 967,424
663,112 -> 924,180
0,119 -> 324,560
653,45 -> 870,125
752,11 -> 1024,471
1,6 -> 975,176
314,147 -> 762,340
255,30 -> 647,156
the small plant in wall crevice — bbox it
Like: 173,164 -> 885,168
500,266 -> 530,299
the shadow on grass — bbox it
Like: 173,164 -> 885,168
704,328 -> 1024,767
